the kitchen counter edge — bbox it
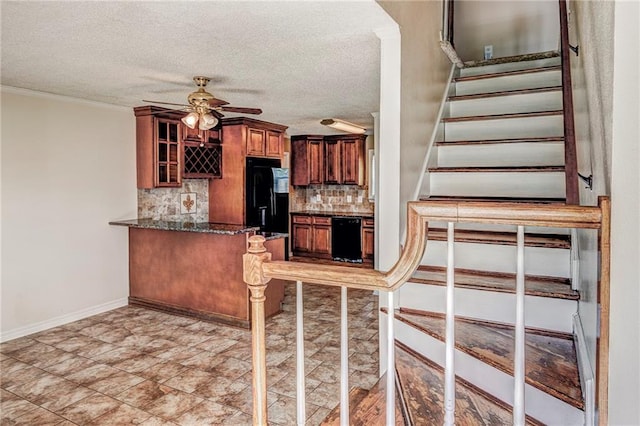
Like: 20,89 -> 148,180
109,219 -> 261,235
290,211 -> 374,218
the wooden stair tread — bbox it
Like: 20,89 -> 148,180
434,136 -> 565,146
426,227 -> 571,249
448,85 -> 562,102
454,65 -> 561,82
395,310 -> 584,409
428,165 -> 565,173
462,50 -> 560,68
321,374 -> 404,425
420,195 -> 566,203
395,341 -> 544,425
410,265 -> 578,300
442,109 -> 563,123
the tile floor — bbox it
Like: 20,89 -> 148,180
1,284 -> 379,425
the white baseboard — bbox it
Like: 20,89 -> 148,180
0,298 -> 128,343
573,313 -> 595,425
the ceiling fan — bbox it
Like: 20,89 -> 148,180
143,76 -> 262,130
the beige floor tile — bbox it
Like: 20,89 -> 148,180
114,380 -> 174,409
145,390 -> 203,420
88,402 -> 153,425
174,400 -> 241,426
57,394 -> 122,424
0,285 -> 378,425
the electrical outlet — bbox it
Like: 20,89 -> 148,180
346,195 -> 352,203
484,45 -> 493,60
357,195 -> 363,203
316,194 -> 322,203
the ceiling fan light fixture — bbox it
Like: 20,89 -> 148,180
320,118 -> 366,134
182,112 -> 199,129
199,112 -> 218,130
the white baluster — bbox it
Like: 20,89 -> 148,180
514,226 -> 526,425
386,290 -> 395,426
444,221 -> 456,426
340,286 -> 349,426
296,280 -> 306,426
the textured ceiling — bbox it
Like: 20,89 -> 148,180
1,1 -> 396,135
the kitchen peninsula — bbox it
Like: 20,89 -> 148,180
110,219 -> 286,328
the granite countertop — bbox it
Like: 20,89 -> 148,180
109,219 -> 260,235
290,211 -> 374,218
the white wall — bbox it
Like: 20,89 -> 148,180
569,0 -> 615,399
608,1 -> 640,424
378,0 -> 452,237
1,88 -> 137,341
455,0 -> 559,61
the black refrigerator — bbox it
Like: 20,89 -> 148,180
245,157 -> 289,233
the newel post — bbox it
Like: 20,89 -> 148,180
243,235 -> 272,426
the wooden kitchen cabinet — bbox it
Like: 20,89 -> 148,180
246,127 -> 283,158
134,106 -> 183,189
323,139 -> 341,184
291,135 -> 324,186
362,217 -> 375,263
324,134 -> 366,186
292,215 -> 312,254
290,134 -> 366,186
311,216 -> 332,257
291,214 -> 332,259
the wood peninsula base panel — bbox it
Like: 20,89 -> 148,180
128,228 -> 285,328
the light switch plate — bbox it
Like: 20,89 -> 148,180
484,45 -> 493,60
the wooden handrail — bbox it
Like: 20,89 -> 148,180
243,198 -> 609,425
248,201 -> 602,292
559,0 -> 580,205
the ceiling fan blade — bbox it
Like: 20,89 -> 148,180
220,106 -> 263,115
207,98 -> 230,107
211,110 -> 224,119
143,99 -> 190,107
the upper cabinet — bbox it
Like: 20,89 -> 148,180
291,134 -> 366,187
134,106 -> 224,188
134,106 -> 183,189
245,125 -> 285,158
291,135 -> 324,186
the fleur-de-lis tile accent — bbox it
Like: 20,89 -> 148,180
180,192 -> 197,215
183,194 -> 194,212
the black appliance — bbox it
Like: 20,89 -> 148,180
332,217 -> 362,262
245,157 -> 289,233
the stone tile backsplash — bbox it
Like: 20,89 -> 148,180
291,184 -> 374,214
138,179 -> 209,222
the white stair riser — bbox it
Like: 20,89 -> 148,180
428,221 -> 571,236
421,240 -> 571,277
459,57 -> 562,77
436,142 -> 565,167
455,70 -> 562,96
443,115 -> 564,141
394,320 -> 585,425
429,171 -> 566,198
449,91 -> 563,117
400,283 -> 576,332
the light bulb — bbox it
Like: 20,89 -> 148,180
181,112 -> 199,129
199,113 -> 218,130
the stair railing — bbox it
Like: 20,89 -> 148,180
244,198 -> 610,425
559,0 -> 580,205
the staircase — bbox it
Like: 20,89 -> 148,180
332,54 -> 588,425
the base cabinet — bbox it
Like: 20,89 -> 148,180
291,214 -> 332,259
362,218 -> 375,262
291,214 -> 374,263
